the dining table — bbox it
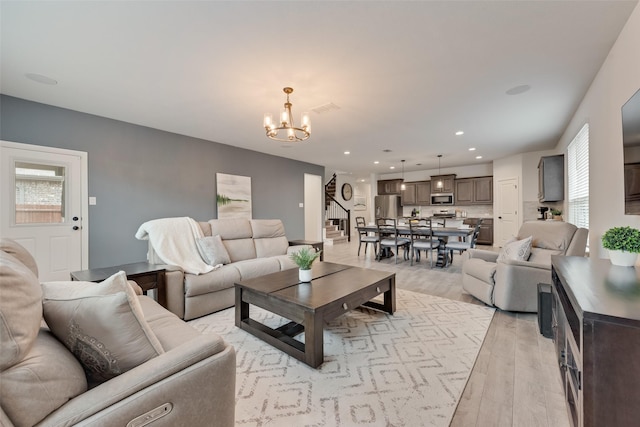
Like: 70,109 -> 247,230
356,222 -> 474,267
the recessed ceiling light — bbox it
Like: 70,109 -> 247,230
25,73 -> 58,85
374,161 -> 379,164
476,155 -> 483,159
344,151 -> 350,155
469,147 -> 476,151
360,179 -> 366,182
506,84 -> 531,95
390,166 -> 395,169
455,131 -> 464,136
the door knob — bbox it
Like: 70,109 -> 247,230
73,226 -> 80,231
73,216 -> 79,221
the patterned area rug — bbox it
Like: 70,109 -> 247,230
189,289 -> 495,427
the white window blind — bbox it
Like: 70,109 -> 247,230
567,123 -> 589,230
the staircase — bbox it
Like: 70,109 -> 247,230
323,220 -> 348,245
324,174 -> 350,246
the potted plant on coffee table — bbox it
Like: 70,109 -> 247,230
290,247 -> 322,282
602,226 -> 640,267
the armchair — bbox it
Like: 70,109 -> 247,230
462,221 -> 588,312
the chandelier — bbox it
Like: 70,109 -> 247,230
264,87 -> 310,142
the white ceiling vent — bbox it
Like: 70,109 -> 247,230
311,103 -> 340,114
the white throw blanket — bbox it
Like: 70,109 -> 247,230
135,217 -> 214,275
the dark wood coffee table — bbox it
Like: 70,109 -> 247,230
235,262 -> 395,368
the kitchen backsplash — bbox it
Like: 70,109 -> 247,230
402,205 -> 493,218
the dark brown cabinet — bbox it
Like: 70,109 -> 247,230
455,179 -> 473,204
401,181 -> 431,205
416,181 -> 431,205
455,176 -> 493,205
551,256 -> 640,427
401,182 -> 416,205
377,179 -> 403,195
463,218 -> 493,245
430,175 -> 455,193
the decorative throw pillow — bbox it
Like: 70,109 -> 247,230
0,250 -> 43,370
196,235 -> 231,267
41,271 -> 164,386
497,235 -> 533,262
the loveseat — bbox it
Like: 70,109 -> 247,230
462,220 -> 588,312
0,238 -> 236,427
138,218 -> 307,320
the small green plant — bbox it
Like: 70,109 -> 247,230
289,247 -> 322,270
550,209 -> 562,216
602,226 -> 640,253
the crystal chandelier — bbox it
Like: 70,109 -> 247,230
264,87 -> 310,142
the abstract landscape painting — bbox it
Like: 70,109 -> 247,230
216,173 -> 252,219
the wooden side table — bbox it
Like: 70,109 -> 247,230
288,240 -> 324,261
70,262 -> 167,308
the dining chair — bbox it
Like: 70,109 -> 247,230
445,218 -> 483,263
355,216 -> 379,256
376,217 -> 410,264
444,218 -> 465,243
409,218 -> 441,267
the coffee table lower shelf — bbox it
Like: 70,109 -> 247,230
235,263 -> 395,368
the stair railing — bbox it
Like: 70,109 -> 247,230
325,190 -> 351,242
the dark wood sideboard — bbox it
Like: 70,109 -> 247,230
551,256 -> 640,427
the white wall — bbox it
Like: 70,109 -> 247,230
556,2 -> 640,259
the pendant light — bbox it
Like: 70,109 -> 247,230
400,160 -> 406,190
436,155 -> 443,189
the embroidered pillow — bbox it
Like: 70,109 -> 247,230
497,236 -> 533,262
196,235 -> 231,266
41,271 -> 164,387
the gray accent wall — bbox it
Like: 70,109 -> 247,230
1,95 -> 324,268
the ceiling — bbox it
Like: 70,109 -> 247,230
1,1 -> 638,182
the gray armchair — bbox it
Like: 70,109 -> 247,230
462,221 -> 588,312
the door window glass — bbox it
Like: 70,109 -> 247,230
15,162 -> 66,224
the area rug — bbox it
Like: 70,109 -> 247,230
189,289 -> 495,427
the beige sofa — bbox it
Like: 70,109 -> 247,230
0,238 -> 236,427
145,218 -> 306,320
462,221 -> 588,312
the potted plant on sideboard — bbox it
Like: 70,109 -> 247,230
602,226 -> 640,267
290,247 -> 322,282
550,209 -> 563,221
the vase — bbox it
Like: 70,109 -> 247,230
299,268 -> 312,282
609,250 -> 638,267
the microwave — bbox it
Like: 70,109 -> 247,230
431,193 -> 454,205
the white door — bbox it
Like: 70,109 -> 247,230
496,177 -> 519,246
304,173 -> 322,241
1,141 -> 88,280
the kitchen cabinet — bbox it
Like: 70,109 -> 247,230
401,182 -> 416,205
401,181 -> 430,205
416,181 -> 431,205
430,175 -> 455,193
455,179 -> 473,204
463,218 -> 493,245
538,155 -> 564,202
377,179 -> 403,195
551,256 -> 640,427
455,177 -> 493,205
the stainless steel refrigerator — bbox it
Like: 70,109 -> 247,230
374,195 -> 402,219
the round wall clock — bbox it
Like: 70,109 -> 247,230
341,183 -> 353,201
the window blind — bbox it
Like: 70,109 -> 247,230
567,124 -> 589,230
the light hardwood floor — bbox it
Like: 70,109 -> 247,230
322,240 -> 570,427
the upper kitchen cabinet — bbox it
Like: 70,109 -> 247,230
430,174 -> 456,193
416,181 -> 431,205
455,176 -> 493,205
538,155 -> 564,202
401,182 -> 416,205
377,179 -> 403,195
401,181 -> 431,205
